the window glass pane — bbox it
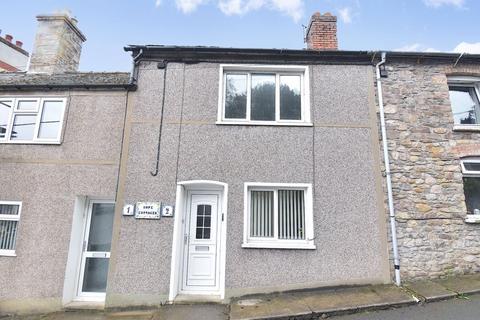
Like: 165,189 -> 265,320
280,75 -> 302,120
251,74 -> 275,121
196,204 -> 212,239
0,204 -> 19,215
10,115 -> 36,140
38,101 -> 64,139
278,190 -> 305,240
250,190 -> 274,237
0,220 -> 18,250
463,177 -> 480,214
225,74 -> 247,119
17,100 -> 37,111
82,257 -> 109,292
449,86 -> 480,124
0,100 -> 12,139
464,162 -> 480,172
87,203 -> 115,252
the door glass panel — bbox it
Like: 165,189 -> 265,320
0,100 -> 12,139
38,101 -> 64,139
195,204 -> 212,239
87,203 -> 115,252
82,258 -> 109,292
251,74 -> 276,121
10,115 -> 36,140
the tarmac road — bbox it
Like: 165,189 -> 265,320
335,293 -> 480,320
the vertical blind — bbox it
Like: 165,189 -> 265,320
250,191 -> 274,237
278,190 -> 305,240
0,204 -> 20,251
250,189 -> 306,240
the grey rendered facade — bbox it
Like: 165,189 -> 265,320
2,9 -> 480,316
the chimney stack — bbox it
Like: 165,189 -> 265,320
305,12 -> 338,51
15,41 -> 23,48
28,11 -> 86,73
5,34 -> 13,43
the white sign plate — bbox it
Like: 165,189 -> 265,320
135,202 -> 161,220
161,204 -> 175,217
123,204 -> 135,216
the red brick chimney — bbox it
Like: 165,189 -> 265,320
305,12 -> 338,50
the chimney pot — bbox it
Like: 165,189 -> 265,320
28,12 -> 86,73
5,34 -> 13,42
15,40 -> 23,48
305,11 -> 338,51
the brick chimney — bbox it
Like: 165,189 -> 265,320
28,11 -> 86,73
305,12 -> 338,50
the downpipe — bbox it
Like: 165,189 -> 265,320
376,52 -> 401,286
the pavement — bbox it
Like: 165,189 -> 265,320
2,274 -> 480,320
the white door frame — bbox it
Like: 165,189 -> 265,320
169,180 -> 228,301
74,199 -> 114,302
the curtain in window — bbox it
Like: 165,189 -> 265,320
278,190 -> 305,240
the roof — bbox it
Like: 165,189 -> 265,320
0,72 -> 134,91
124,45 -> 480,65
0,37 -> 29,57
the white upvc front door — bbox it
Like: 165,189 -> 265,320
181,192 -> 221,293
76,200 -> 115,301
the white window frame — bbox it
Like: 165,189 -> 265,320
0,97 -> 67,144
217,64 -> 312,126
0,201 -> 22,257
448,76 -> 480,132
461,158 -> 480,176
242,182 -> 315,249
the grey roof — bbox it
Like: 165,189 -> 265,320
0,72 -> 134,90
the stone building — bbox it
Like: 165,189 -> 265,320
380,59 -> 480,280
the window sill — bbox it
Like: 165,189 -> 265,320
242,242 -> 316,250
453,124 -> 480,132
0,250 -> 16,257
216,121 -> 313,127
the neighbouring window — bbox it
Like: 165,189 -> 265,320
0,201 -> 21,256
448,79 -> 480,126
0,97 -> 67,143
219,65 -> 310,125
461,159 -> 480,214
243,183 -> 315,249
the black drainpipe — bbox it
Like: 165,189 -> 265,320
151,60 -> 168,176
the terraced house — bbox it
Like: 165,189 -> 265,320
1,10 -> 479,315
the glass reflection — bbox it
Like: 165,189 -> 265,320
251,74 -> 275,121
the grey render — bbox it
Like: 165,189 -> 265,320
105,61 -> 390,306
0,87 -> 129,313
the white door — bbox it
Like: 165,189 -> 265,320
76,200 -> 115,300
182,193 -> 221,292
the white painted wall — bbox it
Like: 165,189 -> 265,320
0,42 -> 28,71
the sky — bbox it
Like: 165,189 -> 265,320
1,0 -> 479,72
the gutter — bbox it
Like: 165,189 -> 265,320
376,52 -> 401,286
0,83 -> 136,91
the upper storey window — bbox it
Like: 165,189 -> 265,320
217,65 -> 311,126
0,97 -> 66,144
448,77 -> 480,129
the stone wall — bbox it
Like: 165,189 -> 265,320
381,62 -> 480,280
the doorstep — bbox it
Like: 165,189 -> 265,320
64,301 -> 105,311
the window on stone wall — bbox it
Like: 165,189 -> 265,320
461,159 -> 480,214
448,78 -> 480,127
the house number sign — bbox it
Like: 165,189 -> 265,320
135,202 -> 161,220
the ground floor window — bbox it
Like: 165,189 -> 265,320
243,183 -> 315,249
0,201 -> 21,256
461,159 -> 480,214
